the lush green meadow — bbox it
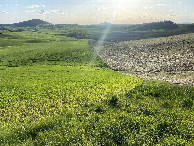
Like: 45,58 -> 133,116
0,30 -> 193,145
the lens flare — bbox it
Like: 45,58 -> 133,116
95,0 -> 121,53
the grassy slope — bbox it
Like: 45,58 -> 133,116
0,30 -> 193,145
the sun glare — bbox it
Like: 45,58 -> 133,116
116,0 -> 134,6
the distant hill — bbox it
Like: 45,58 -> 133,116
13,19 -> 51,27
132,20 -> 178,31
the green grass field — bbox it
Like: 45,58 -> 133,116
0,30 -> 193,145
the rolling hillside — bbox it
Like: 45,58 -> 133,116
0,28 -> 193,145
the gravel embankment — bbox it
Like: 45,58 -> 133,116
96,33 -> 194,85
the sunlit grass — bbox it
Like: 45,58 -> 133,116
0,29 -> 193,145
0,65 -> 141,128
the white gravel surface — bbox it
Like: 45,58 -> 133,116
96,33 -> 194,85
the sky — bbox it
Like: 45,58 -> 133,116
0,0 -> 194,24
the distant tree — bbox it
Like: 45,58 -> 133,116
134,20 -> 178,31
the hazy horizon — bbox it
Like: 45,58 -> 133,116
2,19 -> 189,26
0,0 -> 194,25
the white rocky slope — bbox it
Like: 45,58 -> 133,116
96,33 -> 194,85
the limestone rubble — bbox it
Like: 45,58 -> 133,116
96,33 -> 194,85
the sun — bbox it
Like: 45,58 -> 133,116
113,0 -> 135,10
116,0 -> 134,5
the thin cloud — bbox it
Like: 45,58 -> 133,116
27,4 -> 45,9
27,10 -> 46,15
27,9 -> 65,15
0,11 -> 9,14
170,14 -> 176,16
143,6 -> 153,10
50,10 -> 65,15
156,4 -> 166,6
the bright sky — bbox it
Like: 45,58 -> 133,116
0,0 -> 194,24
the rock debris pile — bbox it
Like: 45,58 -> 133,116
96,33 -> 194,85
